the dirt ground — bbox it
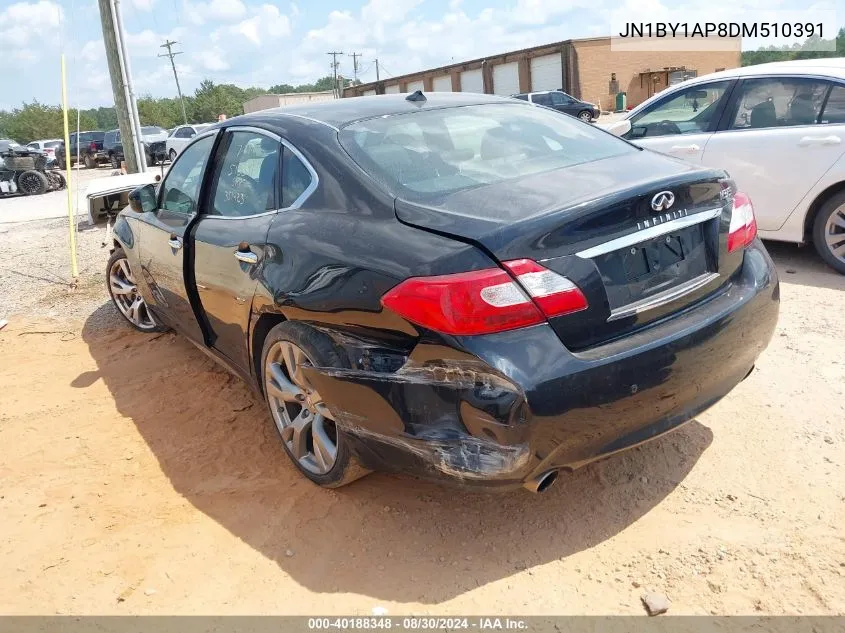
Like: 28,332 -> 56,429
0,226 -> 843,615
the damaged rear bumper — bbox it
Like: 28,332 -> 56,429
301,243 -> 779,490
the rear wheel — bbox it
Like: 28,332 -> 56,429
261,321 -> 369,488
110,154 -> 121,170
107,248 -> 166,332
17,170 -> 48,195
169,149 -> 177,162
813,192 -> 845,274
578,110 -> 592,122
83,154 -> 96,169
45,170 -> 66,191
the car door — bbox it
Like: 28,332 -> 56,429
191,127 -> 287,373
699,76 -> 844,233
136,131 -> 217,343
550,91 -> 576,115
623,79 -> 735,162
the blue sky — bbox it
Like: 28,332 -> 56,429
0,0 -> 839,109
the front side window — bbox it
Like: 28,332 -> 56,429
160,135 -> 214,215
550,92 -> 571,105
821,85 -> 845,124
627,80 -> 731,138
208,131 -> 279,217
340,102 -> 635,200
729,77 -> 828,130
532,93 -> 552,106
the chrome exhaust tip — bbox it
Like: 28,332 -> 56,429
523,470 -> 559,494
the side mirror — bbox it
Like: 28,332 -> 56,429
600,119 -> 632,137
128,183 -> 157,213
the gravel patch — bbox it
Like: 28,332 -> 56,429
0,216 -> 122,329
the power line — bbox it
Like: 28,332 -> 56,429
159,39 -> 188,124
326,51 -> 343,99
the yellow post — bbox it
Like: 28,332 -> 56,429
60,54 -> 79,279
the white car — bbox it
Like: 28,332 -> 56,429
26,139 -> 63,159
604,59 -> 845,274
166,124 -> 213,162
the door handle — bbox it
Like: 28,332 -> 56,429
234,249 -> 258,265
168,234 -> 182,250
670,144 -> 701,153
798,135 -> 841,146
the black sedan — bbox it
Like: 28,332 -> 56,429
109,92 -> 779,492
513,90 -> 601,122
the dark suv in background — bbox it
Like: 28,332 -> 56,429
104,126 -> 169,168
514,90 -> 601,122
55,131 -> 107,169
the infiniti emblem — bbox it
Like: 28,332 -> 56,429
651,191 -> 675,212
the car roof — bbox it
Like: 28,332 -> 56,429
231,92 -> 515,130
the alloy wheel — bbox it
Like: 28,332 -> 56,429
823,203 -> 845,264
579,111 -> 592,122
18,172 -> 45,194
264,341 -> 339,475
169,149 -> 177,162
109,257 -> 157,329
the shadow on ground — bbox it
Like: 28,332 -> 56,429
764,241 -> 845,292
79,302 -> 712,603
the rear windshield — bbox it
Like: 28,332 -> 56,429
79,132 -> 104,142
44,141 -> 62,148
339,103 -> 634,199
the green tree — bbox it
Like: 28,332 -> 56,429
742,27 -> 845,66
0,102 -> 96,143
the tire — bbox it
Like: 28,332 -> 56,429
169,149 -> 177,162
17,170 -> 48,195
260,321 -> 370,488
146,150 -> 155,167
110,154 -> 121,170
812,192 -> 845,274
578,110 -> 592,122
55,154 -> 66,170
45,170 -> 66,191
106,248 -> 167,332
83,154 -> 96,169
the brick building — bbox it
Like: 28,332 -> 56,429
343,36 -> 740,110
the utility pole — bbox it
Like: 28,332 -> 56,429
327,51 -> 343,99
349,52 -> 361,83
160,40 -> 188,124
374,58 -> 380,82
97,0 -> 141,172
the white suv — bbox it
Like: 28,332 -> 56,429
166,124 -> 213,162
605,59 -> 845,274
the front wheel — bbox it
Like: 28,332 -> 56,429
261,321 -> 369,488
169,149 -> 177,162
813,192 -> 845,274
17,170 -> 48,195
578,110 -> 592,122
107,248 -> 167,332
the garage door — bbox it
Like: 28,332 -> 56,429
362,89 -> 376,96
531,54 -> 562,92
432,75 -> 452,92
460,68 -> 484,93
385,84 -> 400,94
493,62 -> 519,96
406,80 -> 424,93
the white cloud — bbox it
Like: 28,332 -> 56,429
197,47 -> 230,71
0,0 -> 62,51
79,39 -> 104,63
128,0 -> 155,11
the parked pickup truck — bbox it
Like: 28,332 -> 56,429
104,126 -> 169,168
54,131 -> 108,170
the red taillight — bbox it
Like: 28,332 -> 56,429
727,191 -> 757,252
381,260 -> 587,336
89,142 -> 97,151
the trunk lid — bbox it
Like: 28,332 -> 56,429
395,151 -> 739,350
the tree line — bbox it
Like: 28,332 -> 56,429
0,75 -> 342,144
740,27 -> 844,65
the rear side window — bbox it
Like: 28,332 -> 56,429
281,146 -> 314,208
340,102 -> 634,200
821,85 -> 845,124
79,132 -> 104,142
729,78 -> 827,129
208,131 -> 279,217
513,94 -> 529,101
